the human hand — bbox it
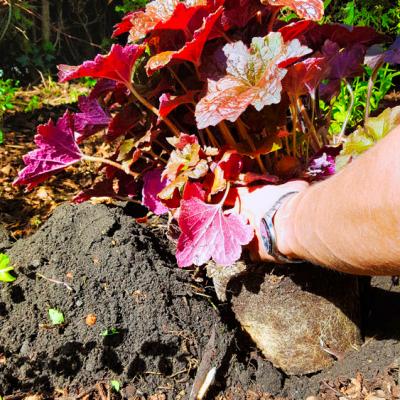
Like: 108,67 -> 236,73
235,181 -> 309,262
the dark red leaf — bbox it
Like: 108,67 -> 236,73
89,79 -> 117,99
176,198 -> 254,267
106,104 -> 142,141
146,7 -> 223,75
58,44 -> 145,87
304,24 -> 386,51
220,0 -> 266,31
14,112 -> 83,190
283,57 -> 328,98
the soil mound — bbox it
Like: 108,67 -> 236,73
0,203 -> 238,398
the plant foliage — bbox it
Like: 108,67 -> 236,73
14,0 -> 399,268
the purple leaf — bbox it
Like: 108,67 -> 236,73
142,168 -> 170,215
14,112 -> 83,189
74,96 -> 111,143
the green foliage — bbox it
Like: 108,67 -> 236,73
101,327 -> 119,336
324,0 -> 400,34
0,74 -> 19,115
24,95 -> 40,112
110,380 -> 121,392
336,106 -> 400,170
0,254 -> 16,283
16,42 -> 56,73
48,309 -> 65,325
320,65 -> 400,135
115,0 -> 147,13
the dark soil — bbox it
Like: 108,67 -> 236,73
0,203 -> 400,399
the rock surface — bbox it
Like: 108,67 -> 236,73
229,264 -> 362,375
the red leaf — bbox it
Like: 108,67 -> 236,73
195,32 -> 311,128
182,181 -> 206,201
167,133 -> 198,150
176,198 -> 254,267
283,57 -> 328,98
278,20 -> 314,41
74,96 -> 111,143
106,104 -> 142,141
146,7 -> 223,74
158,91 -> 196,119
14,112 -> 83,190
58,44 -> 144,87
263,0 -> 324,21
112,11 -> 136,37
114,0 -> 207,43
218,151 -> 244,180
142,168 -> 170,215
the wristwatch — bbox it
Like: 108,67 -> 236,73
260,191 -> 304,264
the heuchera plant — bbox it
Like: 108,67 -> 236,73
14,0 -> 399,268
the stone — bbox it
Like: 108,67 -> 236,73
228,263 -> 362,375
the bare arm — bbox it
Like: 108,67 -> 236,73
238,125 -> 400,275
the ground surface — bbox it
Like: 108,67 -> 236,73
0,203 -> 400,400
1,91 -> 400,399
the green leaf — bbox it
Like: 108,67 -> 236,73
101,327 -> 119,336
48,308 -> 65,325
0,129 -> 4,144
336,106 -> 400,170
110,380 -> 121,392
0,253 -> 16,283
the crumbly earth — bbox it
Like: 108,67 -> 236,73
0,203 -> 399,399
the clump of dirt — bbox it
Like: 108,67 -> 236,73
1,203 -> 400,399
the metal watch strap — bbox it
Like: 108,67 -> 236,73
260,191 -> 303,264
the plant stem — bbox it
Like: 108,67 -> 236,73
205,128 -> 220,147
218,121 -> 236,147
235,119 -> 267,173
219,181 -> 231,207
289,96 -> 298,157
365,60 -> 384,121
127,82 -> 180,137
337,79 -> 355,144
267,7 -> 280,32
82,155 -> 138,177
296,98 -> 320,151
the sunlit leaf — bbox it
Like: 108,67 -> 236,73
195,32 -> 311,128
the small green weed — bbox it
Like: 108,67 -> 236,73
101,327 -> 119,336
48,309 -> 65,325
110,380 -> 121,392
0,253 -> 16,283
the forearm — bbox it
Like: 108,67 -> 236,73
276,126 -> 400,275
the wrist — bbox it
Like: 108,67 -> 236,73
274,191 -> 304,260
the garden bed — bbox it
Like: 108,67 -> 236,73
1,202 -> 400,399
